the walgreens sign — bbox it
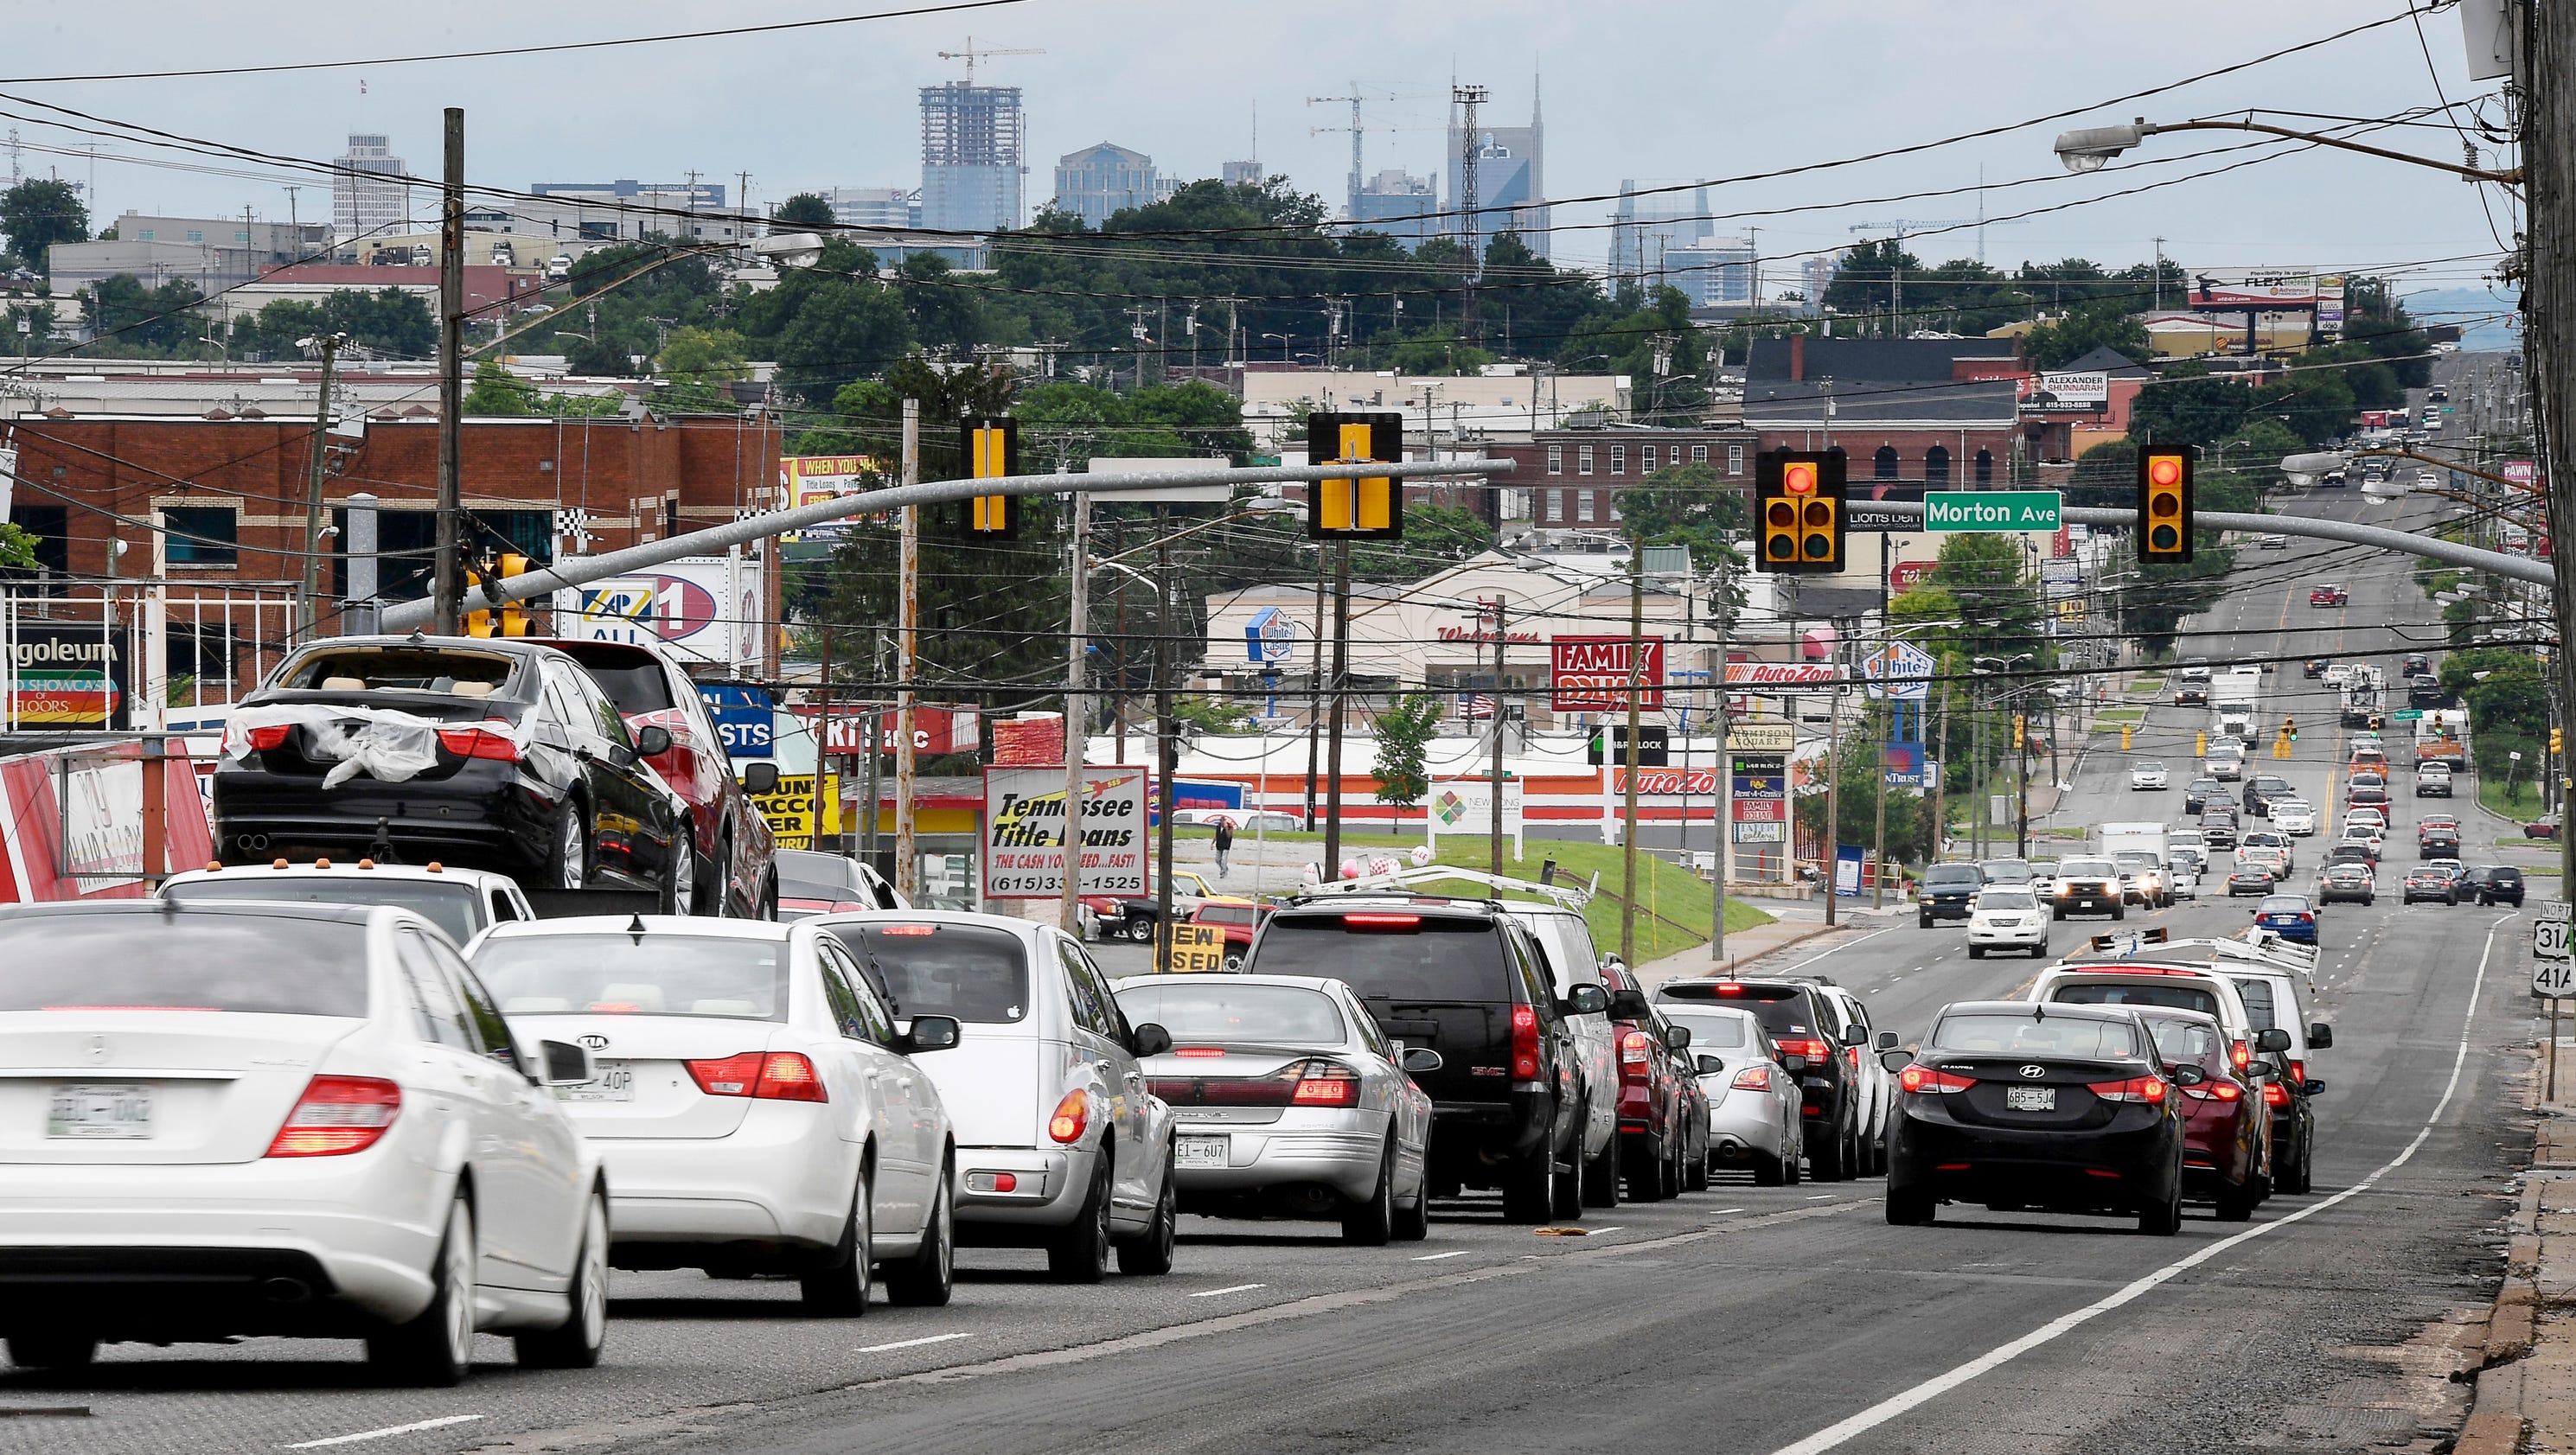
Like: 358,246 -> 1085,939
1550,635 -> 1665,712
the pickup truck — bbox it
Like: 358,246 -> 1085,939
1082,867 -> 1222,941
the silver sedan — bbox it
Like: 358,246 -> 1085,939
1111,973 -> 1436,1245
1659,1005 -> 1806,1186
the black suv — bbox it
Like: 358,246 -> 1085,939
1243,898 -> 1606,1224
2242,775 -> 2294,817
2460,865 -> 2526,907
1654,977 -> 1884,1181
2401,653 -> 2433,678
1917,863 -> 1985,928
2407,679 -> 2450,708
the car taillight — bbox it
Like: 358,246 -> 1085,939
236,723 -> 291,752
685,1051 -> 828,1102
2262,1081 -> 2290,1107
2287,1059 -> 2305,1082
1174,1047 -> 1225,1058
1291,1062 -> 1361,1107
1774,1037 -> 1831,1063
1048,1088 -> 1090,1143
2230,1040 -> 2251,1069
2087,1075 -> 2169,1104
435,721 -> 520,762
265,1075 -> 402,1158
1619,1029 -> 1652,1066
1899,1065 -> 1972,1094
2183,1080 -> 2243,1102
1730,1065 -> 1774,1091
1511,1004 -> 1542,1081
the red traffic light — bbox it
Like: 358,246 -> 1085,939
1783,460 -> 1819,495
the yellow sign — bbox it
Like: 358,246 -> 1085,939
751,773 -> 841,851
1167,922 -> 1228,974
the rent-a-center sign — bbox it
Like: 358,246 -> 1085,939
1550,635 -> 1665,712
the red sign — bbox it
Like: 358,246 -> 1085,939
1611,767 -> 1717,796
1550,635 -> 1665,712
1889,560 -> 1936,592
1731,799 -> 1787,822
1723,662 -> 1843,694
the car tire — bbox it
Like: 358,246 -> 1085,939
2214,1179 -> 2259,1223
1754,1150 -> 1787,1186
1392,1163 -> 1432,1242
1125,916 -> 1154,944
1047,1152 -> 1115,1282
2031,941 -> 2049,959
2052,908 -> 2066,922
1686,1139 -> 1710,1192
1222,951 -> 1245,972
1811,1113 -> 1849,1182
1919,913 -> 1934,929
1342,1142 -> 1397,1246
2113,904 -> 2126,922
886,1164 -> 959,1303
1968,946 -> 1985,960
370,1192 -> 476,1387
657,826 -> 694,916
1885,1184 -> 1935,1226
516,1190 -> 608,1369
1115,1155 -> 1177,1275
802,1169 -> 875,1315
1500,1140 -> 1556,1225
1580,1135 -> 1621,1209
4,1334 -> 97,1369
2279,1129 -> 2314,1196
2138,1175 -> 2183,1236
549,801 -> 591,891
1622,1136 -> 1668,1203
1785,1121 -> 1806,1185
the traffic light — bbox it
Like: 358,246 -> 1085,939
2137,447 -> 2193,563
1754,450 -> 1844,572
2012,713 -> 2026,750
960,416 -> 1018,538
464,552 -> 536,637
1306,412 -> 1403,539
2554,727 -> 2564,756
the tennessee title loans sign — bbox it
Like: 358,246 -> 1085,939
1550,635 -> 1665,712
981,766 -> 1148,900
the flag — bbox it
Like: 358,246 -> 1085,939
1459,692 -> 1496,720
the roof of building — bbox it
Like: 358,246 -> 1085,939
1741,377 -> 2021,426
1746,335 -> 2018,382
2057,345 -> 2153,376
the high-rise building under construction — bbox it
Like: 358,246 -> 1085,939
919,82 -> 1026,233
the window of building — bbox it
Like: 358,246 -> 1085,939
1975,449 -> 1995,484
1874,445 -> 1900,480
1926,445 -> 1952,487
163,507 -> 239,567
184,230 -> 203,243
1640,445 -> 1658,472
1546,444 -> 1563,475
1578,445 -> 1595,475
1607,493 -> 1622,522
1609,444 -> 1627,475
136,229 -> 154,241
234,230 -> 250,243
9,504 -> 67,574
1545,490 -> 1565,522
1717,444 -> 1733,472
1576,491 -> 1596,522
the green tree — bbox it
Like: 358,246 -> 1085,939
463,358 -> 538,415
2022,299 -> 2149,371
1349,503 -> 1495,581
0,179 -> 86,273
653,325 -> 750,412
737,239 -> 915,405
84,274 -> 205,354
772,193 -> 836,229
1615,461 -> 1747,563
1824,237 -> 1922,324
1388,327 -> 1493,376
898,250 -> 993,354
320,288 -> 436,358
232,298 -> 327,361
0,521 -> 36,570
1370,693 -> 1443,810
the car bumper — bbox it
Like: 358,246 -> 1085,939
214,759 -> 558,871
590,1107 -> 856,1254
950,1144 -> 1103,1237
1967,922 -> 2049,948
1168,1108 -> 1390,1201
1425,1093 -> 1558,1174
2050,890 -> 2120,915
1889,1107 -> 2179,1210
1918,900 -> 1974,921
1702,1088 -> 1791,1162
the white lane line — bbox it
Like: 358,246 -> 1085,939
284,1416 -> 484,1449
1780,928 -> 1895,973
1708,1207 -> 1747,1216
1767,912 -> 2511,1455
855,1332 -> 976,1354
1805,1194 -> 1836,1201
1411,1250 -> 1470,1261
1585,1225 -> 1626,1236
1190,1283 -> 1268,1298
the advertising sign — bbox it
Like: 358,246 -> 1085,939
1550,635 -> 1665,712
1723,661 -> 1842,695
1168,923 -> 1230,974
981,765 -> 1149,900
1612,767 -> 1718,796
695,684 -> 776,758
1925,491 -> 2061,533
1424,779 -> 1525,859
2033,372 -> 2109,408
1244,605 -> 1300,664
780,455 -> 883,538
802,705 -> 981,756
1840,482 -> 1927,533
1731,798 -> 1787,822
1734,821 -> 1787,844
1889,559 -> 1937,592
1882,740 -> 1926,788
2505,460 -> 2539,487
557,557 -> 763,667
59,758 -> 144,881
2187,270 -> 2319,310
751,773 -> 841,852
1725,722 -> 1795,752
1863,641 -> 1935,701
1834,846 -> 1865,897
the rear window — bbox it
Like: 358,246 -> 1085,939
1197,904 -> 1259,928
777,851 -> 858,901
1251,915 -> 1509,1003
828,922 -> 1032,1024
0,912 -> 370,1016
1929,1012 -> 2139,1059
1659,983 -> 1819,1040
2049,980 -> 2221,1018
1112,982 -> 1346,1046
473,935 -> 787,1019
2142,1017 -> 2225,1064
163,877 -> 482,945
1660,1010 -> 1751,1050
284,648 -> 515,693
2228,977 -> 2279,1031
2494,868 -> 2523,884
572,659 -> 676,716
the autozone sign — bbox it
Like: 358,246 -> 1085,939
1723,662 -> 1844,694
1611,767 -> 1718,795
1551,636 -> 1665,712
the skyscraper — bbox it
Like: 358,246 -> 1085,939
332,133 -> 411,241
919,82 -> 1026,233
1445,80 -> 1547,259
1052,143 -> 1173,227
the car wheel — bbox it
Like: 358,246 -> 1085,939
2279,1129 -> 2313,1196
1222,951 -> 1245,973
1622,1136 -> 1667,1203
1686,1138 -> 1710,1192
2214,1178 -> 2259,1223
1885,1184 -> 1935,1226
1125,916 -> 1155,944
1580,1133 -> 1621,1209
551,801 -> 590,891
2030,940 -> 2049,959
1919,913 -> 1934,929
1968,946 -> 1985,960
1501,1138 -> 1556,1224
2113,904 -> 2126,922
2052,908 -> 2066,922
2138,1174 -> 2183,1236
1754,1150 -> 1787,1186
370,1192 -> 476,1386
886,1161 -> 958,1303
1810,1114 -> 1849,1182
1784,1120 -> 1805,1185
4,1334 -> 97,1369
1115,1153 -> 1177,1275
1550,1135 -> 1586,1220
1046,1151 -> 1114,1281
1391,1158 -> 1432,1242
516,1190 -> 608,1369
801,1169 -> 875,1315
1341,1142 -> 1397,1246
657,826 -> 694,916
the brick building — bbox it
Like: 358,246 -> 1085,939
1485,424 -> 1761,535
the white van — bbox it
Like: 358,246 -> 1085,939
1497,903 -> 1622,1208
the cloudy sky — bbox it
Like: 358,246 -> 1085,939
2,1 -> 2518,313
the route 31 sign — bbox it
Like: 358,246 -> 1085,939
2534,904 -> 2573,999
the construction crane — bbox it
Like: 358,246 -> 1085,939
937,37 -> 1043,86
1846,213 -> 2023,265
1307,85 -> 1441,220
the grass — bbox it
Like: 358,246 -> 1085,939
2130,677 -> 2167,697
2093,706 -> 2148,727
2478,774 -> 2547,823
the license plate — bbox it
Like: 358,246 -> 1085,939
1174,1134 -> 1230,1169
2005,1086 -> 2056,1113
556,1061 -> 634,1103
48,1084 -> 153,1139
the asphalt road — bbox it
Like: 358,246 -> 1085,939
1,356 -> 2549,1455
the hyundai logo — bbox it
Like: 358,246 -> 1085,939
2018,1064 -> 2047,1079
578,1033 -> 610,1051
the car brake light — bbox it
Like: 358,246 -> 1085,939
1714,983 -> 1743,995
1048,1088 -> 1090,1143
245,723 -> 291,752
685,1052 -> 828,1102
2262,1081 -> 2291,1107
435,721 -> 520,762
2287,1059 -> 2305,1082
2087,1075 -> 2169,1104
1619,1029 -> 1652,1066
1174,1047 -> 1225,1058
1729,1064 -> 1774,1091
1898,1065 -> 1972,1094
1343,913 -> 1422,929
876,924 -> 937,935
265,1075 -> 402,1157
2230,1040 -> 2251,1069
2183,1080 -> 2243,1102
1774,1037 -> 1831,1063
1291,1062 -> 1361,1107
1511,1004 -> 1542,1081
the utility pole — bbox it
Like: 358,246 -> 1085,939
1057,488 -> 1092,932
1620,544 -> 1643,965
895,399 -> 920,901
296,332 -> 346,641
2015,693 -> 2030,858
1931,686 -> 1950,861
1823,624 -> 1844,928
1488,593 -> 1508,877
1154,508 -> 1179,971
1710,550 -> 1731,963
1304,546 -> 1327,832
2526,3 -> 2576,909
431,108 -> 465,635
1322,542 -> 1352,875
815,622 -> 835,854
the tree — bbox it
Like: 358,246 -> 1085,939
463,358 -> 538,415
1615,461 -> 1746,564
1388,327 -> 1493,376
772,193 -> 836,229
84,274 -> 205,354
1823,237 -> 1922,324
2023,299 -> 2149,371
0,179 -> 86,273
1349,503 -> 1495,582
0,521 -> 36,570
322,287 -> 436,358
738,239 -> 914,405
898,250 -> 991,354
232,298 -> 328,361
1370,693 -> 1442,810
653,325 -> 750,412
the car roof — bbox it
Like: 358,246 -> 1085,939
1110,971 -> 1350,994
1936,999 -> 2135,1023
480,913 -> 795,942
805,908 -> 1051,940
0,897 -> 382,929
163,861 -> 520,890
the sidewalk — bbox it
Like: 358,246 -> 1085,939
2458,1037 -> 2576,1454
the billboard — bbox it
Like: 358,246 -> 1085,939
1550,635 -> 1665,712
554,556 -> 763,668
2187,270 -> 2318,310
981,765 -> 1149,900
1723,661 -> 1843,695
2033,372 -> 2108,407
779,455 -> 884,538
2316,274 -> 2346,335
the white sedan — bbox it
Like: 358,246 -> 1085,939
470,916 -> 964,1314
0,901 -> 606,1383
1966,888 -> 2052,958
2129,763 -> 2170,791
2270,801 -> 2318,835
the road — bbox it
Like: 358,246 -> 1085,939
0,356 -> 2548,1455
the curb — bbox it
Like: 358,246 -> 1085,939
2456,1050 -> 2560,1455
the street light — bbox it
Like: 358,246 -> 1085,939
1261,332 -> 1291,361
2052,116 -> 2522,183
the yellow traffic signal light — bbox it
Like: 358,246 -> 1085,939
1307,412 -> 1403,539
961,416 -> 1018,538
2554,727 -> 2564,756
2012,713 -> 2026,750
1755,450 -> 1844,572
465,552 -> 537,637
2138,447 -> 2193,563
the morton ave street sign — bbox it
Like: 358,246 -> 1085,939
1926,491 -> 2062,533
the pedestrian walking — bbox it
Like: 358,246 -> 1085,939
1213,817 -> 1235,878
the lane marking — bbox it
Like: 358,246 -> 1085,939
1190,1283 -> 1268,1298
855,1332 -> 976,1354
1767,913 -> 2511,1455
284,1415 -> 483,1449
1585,1225 -> 1625,1236
1708,1207 -> 1747,1215
1780,928 -> 1895,973
1805,1194 -> 1836,1201
1411,1250 -> 1470,1261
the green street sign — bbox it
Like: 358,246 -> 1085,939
1925,490 -> 2062,533
2392,708 -> 2423,722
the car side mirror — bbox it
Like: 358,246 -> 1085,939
903,1014 -> 962,1054
1839,1023 -> 1869,1048
1876,1048 -> 1913,1073
1128,1022 -> 1173,1058
633,724 -> 673,758
1600,954 -> 1626,972
1876,1031 -> 1900,1051
2242,1061 -> 2272,1079
2254,1027 -> 2293,1053
534,1038 -> 598,1088
2308,1023 -> 2334,1050
1562,983 -> 1609,1017
1401,1046 -> 1444,1075
2302,1079 -> 2327,1096
1695,1054 -> 1725,1076
1663,1023 -> 1691,1051
2170,1063 -> 2207,1087
741,762 -> 782,795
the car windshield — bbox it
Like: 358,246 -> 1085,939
2142,1017 -> 2225,1065
475,935 -> 788,1019
1930,1012 -> 2139,1058
2051,980 -> 2221,1017
1113,982 -> 1346,1047
283,648 -> 515,694
2139,763 -> 2166,772
826,922 -> 1032,1023
568,656 -> 676,715
162,877 -> 483,945
0,912 -> 371,1015
1660,1010 -> 1752,1050
2059,859 -> 2116,877
1977,890 -> 2036,910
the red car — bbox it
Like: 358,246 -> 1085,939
1601,963 -> 1705,1202
2308,585 -> 2349,607
1189,898 -> 1269,970
527,637 -> 780,916
2135,1007 -> 2270,1220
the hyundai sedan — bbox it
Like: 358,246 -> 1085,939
2129,763 -> 2169,791
2269,801 -> 2318,836
2250,895 -> 2320,944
